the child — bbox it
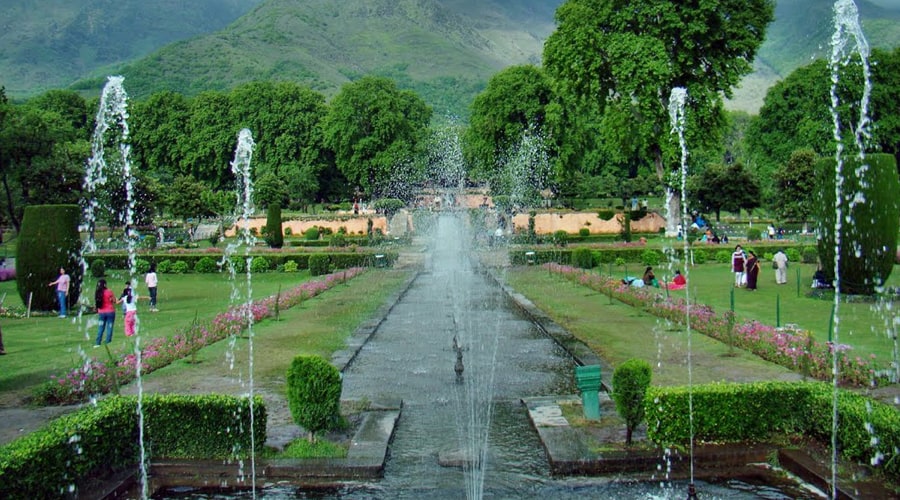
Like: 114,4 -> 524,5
118,283 -> 138,337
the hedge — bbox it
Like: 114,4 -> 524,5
84,252 -> 398,272
646,381 -> 900,482
16,205 -> 84,312
509,242 -> 811,268
0,394 -> 265,497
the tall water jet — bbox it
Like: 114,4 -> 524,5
828,1 -> 873,498
667,86 -> 697,497
221,128 -> 258,492
83,75 -> 148,497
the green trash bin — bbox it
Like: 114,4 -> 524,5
575,364 -> 602,420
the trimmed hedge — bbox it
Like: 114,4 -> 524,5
0,394 -> 265,497
16,205 -> 84,312
646,381 -> 900,482
84,252 -> 398,273
509,242 -> 811,267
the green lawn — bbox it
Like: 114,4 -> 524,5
531,260 -> 899,370
0,270 -> 384,404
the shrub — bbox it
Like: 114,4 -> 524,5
640,249 -> 661,266
284,226 -> 293,236
747,227 -> 762,241
265,203 -> 284,248
250,256 -> 270,273
786,248 -> 802,263
817,154 -> 900,294
692,249 -> 707,264
572,248 -> 593,269
552,230 -> 569,247
170,260 -> 190,274
612,359 -> 652,445
194,256 -> 219,273
304,226 -> 320,241
16,205 -> 83,311
90,258 -> 107,278
329,232 -> 348,247
208,233 -> 220,247
156,259 -> 173,273
143,235 -> 157,250
309,254 -> 330,276
372,198 -> 405,217
286,356 -> 342,441
133,258 -> 149,275
763,252 -> 774,262
597,209 -> 616,221
716,250 -> 731,264
283,260 -> 299,273
578,227 -> 590,237
801,246 -> 818,264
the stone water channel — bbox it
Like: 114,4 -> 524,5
159,213 -> 817,499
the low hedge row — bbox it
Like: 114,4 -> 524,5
85,252 -> 398,273
0,394 -> 265,497
510,242 -> 812,267
646,381 -> 900,482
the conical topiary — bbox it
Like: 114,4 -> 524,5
16,205 -> 83,311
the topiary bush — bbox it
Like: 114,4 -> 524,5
309,254 -> 330,276
16,205 -> 84,312
578,227 -> 590,237
283,260 -> 299,273
194,256 -> 219,273
250,256 -> 270,273
747,227 -> 762,241
156,259 -> 173,273
640,249 -> 661,266
304,226 -> 320,241
552,230 -> 569,247
170,260 -> 190,274
135,258 -> 151,275
572,248 -> 593,269
286,355 -> 342,442
265,203 -> 284,249
786,248 -> 802,263
612,359 -> 652,445
716,250 -> 732,263
90,258 -> 107,278
142,235 -> 157,250
816,153 -> 900,294
801,246 -> 818,264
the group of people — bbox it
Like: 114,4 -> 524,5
731,245 -> 789,291
622,266 -> 686,290
46,265 -> 159,348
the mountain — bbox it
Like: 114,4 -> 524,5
3,0 -> 900,115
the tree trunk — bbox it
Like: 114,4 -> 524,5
625,425 -> 633,446
2,174 -> 19,233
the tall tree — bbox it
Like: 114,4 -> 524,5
771,149 -> 818,223
130,91 -> 190,185
322,76 -> 432,199
688,162 -> 760,222
543,0 -> 774,233
181,91 -> 238,192
464,65 -> 557,185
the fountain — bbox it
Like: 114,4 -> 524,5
82,75 -> 150,497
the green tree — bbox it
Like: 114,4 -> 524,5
130,91 -> 190,184
253,171 -> 289,210
688,163 -> 761,221
771,149 -> 817,222
611,358 -> 652,446
286,355 -> 342,442
181,90 -> 237,192
544,0 -> 774,233
166,175 -> 208,224
16,205 -> 83,312
464,65 -> 557,184
322,76 -> 431,198
816,153 -> 899,295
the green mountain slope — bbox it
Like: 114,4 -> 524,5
67,0 -> 555,118
0,0 -> 263,97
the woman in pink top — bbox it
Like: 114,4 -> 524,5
94,279 -> 116,346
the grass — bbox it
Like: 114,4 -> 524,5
0,268 -> 411,406
504,267 -> 801,387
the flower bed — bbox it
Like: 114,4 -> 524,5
36,268 -> 366,405
545,264 -> 875,386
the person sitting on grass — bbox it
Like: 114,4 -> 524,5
642,266 -> 659,287
668,270 -> 687,290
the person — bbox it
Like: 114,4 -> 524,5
812,266 -> 832,289
711,232 -> 720,244
94,279 -> 116,346
0,324 -> 6,355
622,276 -> 644,288
722,234 -> 729,244
773,249 -> 789,285
767,224 -> 776,240
145,263 -> 159,312
668,270 -> 687,290
642,266 -> 658,287
118,284 -> 138,337
731,245 -> 746,287
746,251 -> 761,290
48,267 -> 70,318
353,200 -> 360,215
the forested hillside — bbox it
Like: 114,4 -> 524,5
2,0 -> 899,115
